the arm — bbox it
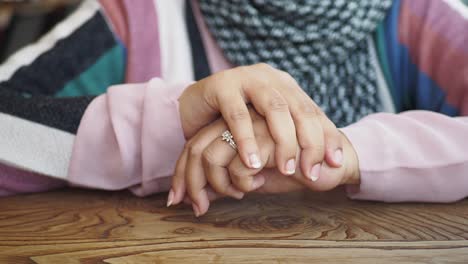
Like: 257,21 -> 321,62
67,79 -> 189,196
0,0 -> 126,195
342,0 -> 468,202
342,111 -> 468,202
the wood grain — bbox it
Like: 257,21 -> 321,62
0,188 -> 467,263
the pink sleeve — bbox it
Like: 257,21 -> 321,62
68,78 -> 190,196
0,165 -> 66,197
341,111 -> 468,203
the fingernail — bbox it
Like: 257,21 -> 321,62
192,204 -> 200,217
228,186 -> 245,200
285,159 -> 296,175
233,191 -> 244,200
166,189 -> 174,207
249,153 -> 262,169
252,175 -> 265,190
334,149 -> 343,165
309,163 -> 321,182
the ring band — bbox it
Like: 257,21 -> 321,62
221,130 -> 237,150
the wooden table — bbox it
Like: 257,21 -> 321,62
1,188 -> 467,263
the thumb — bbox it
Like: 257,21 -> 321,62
178,81 -> 220,138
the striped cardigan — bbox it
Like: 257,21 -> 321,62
0,0 -> 161,195
1,0 -> 468,202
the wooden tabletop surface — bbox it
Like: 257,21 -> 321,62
1,188 -> 467,263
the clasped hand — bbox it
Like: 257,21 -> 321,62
168,64 -> 360,216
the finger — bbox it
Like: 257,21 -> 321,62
321,117 -> 344,168
275,87 -> 327,182
184,187 -> 230,204
296,116 -> 326,182
291,161 -> 344,192
183,195 -> 192,205
228,136 -> 274,192
185,120 -> 227,216
272,70 -> 331,181
169,147 -> 189,206
206,186 -> 224,201
202,137 -> 244,199
255,169 -> 304,194
185,148 -> 210,217
212,85 -> 263,171
288,140 -> 347,192
267,68 -> 344,177
240,64 -> 298,176
297,115 -> 343,183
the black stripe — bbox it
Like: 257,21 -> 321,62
185,0 -> 211,81
1,12 -> 117,96
0,86 -> 93,134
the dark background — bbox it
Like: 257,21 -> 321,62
0,0 -> 81,62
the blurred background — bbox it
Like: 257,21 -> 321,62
0,0 -> 81,62
1,0 -> 468,64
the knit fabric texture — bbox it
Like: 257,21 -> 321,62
199,0 -> 392,126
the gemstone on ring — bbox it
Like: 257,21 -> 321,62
221,130 -> 237,150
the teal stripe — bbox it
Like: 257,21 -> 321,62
55,44 -> 125,97
374,22 -> 396,104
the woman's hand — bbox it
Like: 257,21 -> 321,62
176,64 -> 344,204
170,108 -> 360,216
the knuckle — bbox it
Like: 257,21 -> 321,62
301,144 -> 326,165
202,148 -> 218,166
275,69 -> 303,92
278,70 -> 296,84
228,168 -> 252,192
237,136 -> 257,148
321,115 -> 338,130
255,62 -> 274,71
228,108 -> 250,122
319,116 -> 340,138
235,65 -> 249,73
300,138 -> 325,157
312,143 -> 326,157
201,72 -> 226,102
268,94 -> 289,112
228,164 -> 243,179
298,100 -> 319,116
202,86 -> 218,109
296,99 -> 323,118
277,137 -> 298,150
186,142 -> 203,156
216,68 -> 233,81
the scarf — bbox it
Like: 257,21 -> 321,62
199,0 -> 392,126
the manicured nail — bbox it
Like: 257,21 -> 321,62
285,159 -> 296,175
229,187 -> 244,200
309,163 -> 321,182
252,175 -> 266,190
233,191 -> 245,200
192,204 -> 200,217
334,149 -> 343,165
166,189 -> 174,207
249,153 -> 262,169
